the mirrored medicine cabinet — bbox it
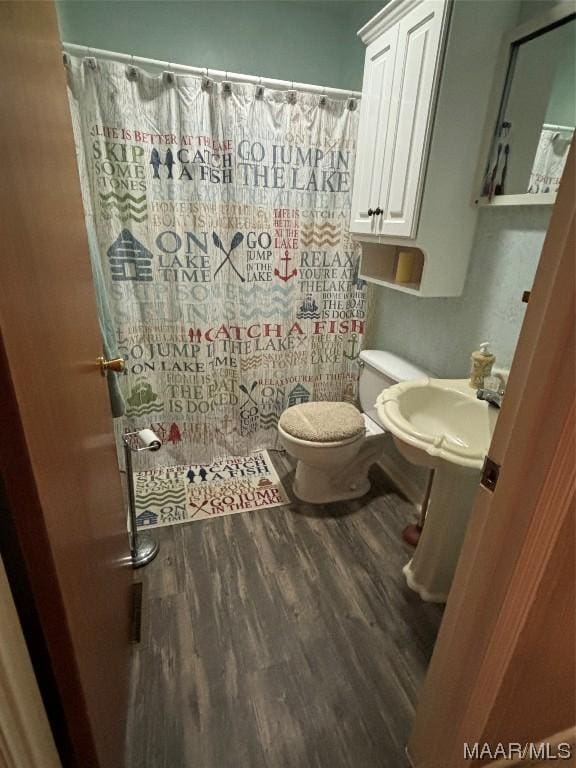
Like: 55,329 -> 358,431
476,3 -> 575,206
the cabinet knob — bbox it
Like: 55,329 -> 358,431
374,207 -> 383,215
367,208 -> 374,217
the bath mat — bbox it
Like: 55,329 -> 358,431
134,450 -> 289,529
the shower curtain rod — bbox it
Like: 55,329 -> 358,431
62,42 -> 362,100
543,122 -> 574,132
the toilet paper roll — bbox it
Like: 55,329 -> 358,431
395,250 -> 414,284
137,428 -> 162,451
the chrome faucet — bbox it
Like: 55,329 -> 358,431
477,374 -> 506,409
477,386 -> 505,408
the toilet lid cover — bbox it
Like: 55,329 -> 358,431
279,402 -> 365,443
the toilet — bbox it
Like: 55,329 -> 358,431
278,350 -> 429,504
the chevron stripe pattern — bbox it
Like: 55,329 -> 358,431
300,222 -> 341,247
135,484 -> 187,511
238,305 -> 293,320
237,285 -> 296,299
136,490 -> 187,508
240,355 -> 264,371
259,412 -> 279,430
99,192 -> 148,222
126,401 -> 164,417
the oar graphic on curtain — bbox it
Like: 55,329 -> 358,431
213,231 -> 245,282
239,381 -> 258,416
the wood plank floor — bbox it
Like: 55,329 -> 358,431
126,452 -> 444,768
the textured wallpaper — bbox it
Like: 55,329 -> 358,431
365,206 -> 551,378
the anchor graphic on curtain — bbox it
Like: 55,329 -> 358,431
344,333 -> 360,360
274,250 -> 298,282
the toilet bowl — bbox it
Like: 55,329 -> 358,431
277,350 -> 429,504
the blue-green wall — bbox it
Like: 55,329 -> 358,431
56,0 -> 383,91
365,207 -> 548,377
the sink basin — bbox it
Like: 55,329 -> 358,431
376,378 -> 498,470
376,378 -> 499,603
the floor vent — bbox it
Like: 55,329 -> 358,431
130,582 -> 143,644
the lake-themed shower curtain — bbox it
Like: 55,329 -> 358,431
66,57 -> 366,464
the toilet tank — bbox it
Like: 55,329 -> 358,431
359,350 -> 429,424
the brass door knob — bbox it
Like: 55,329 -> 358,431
97,356 -> 125,376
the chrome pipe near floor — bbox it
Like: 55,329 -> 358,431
122,429 -> 162,568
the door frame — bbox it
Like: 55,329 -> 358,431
0,555 -> 62,768
0,336 -> 95,768
408,141 -> 575,764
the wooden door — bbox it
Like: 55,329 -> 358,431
379,0 -> 446,238
407,143 -> 576,766
0,3 -> 132,768
349,25 -> 399,235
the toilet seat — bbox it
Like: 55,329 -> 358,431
277,422 -> 365,450
278,401 -> 365,443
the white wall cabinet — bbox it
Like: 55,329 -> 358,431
350,0 -> 521,296
350,25 -> 399,235
352,1 -> 445,239
380,2 -> 444,237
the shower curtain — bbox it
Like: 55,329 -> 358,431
66,57 -> 366,464
528,127 -> 573,194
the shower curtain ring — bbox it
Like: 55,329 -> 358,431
86,46 -> 97,70
127,53 -> 138,80
202,67 -> 211,91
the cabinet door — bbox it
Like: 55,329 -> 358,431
350,25 -> 399,235
378,0 -> 446,238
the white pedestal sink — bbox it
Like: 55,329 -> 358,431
376,379 -> 499,602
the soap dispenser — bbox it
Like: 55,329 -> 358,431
469,342 -> 496,389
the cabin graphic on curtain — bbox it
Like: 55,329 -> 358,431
107,229 -> 153,282
288,385 -> 310,407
